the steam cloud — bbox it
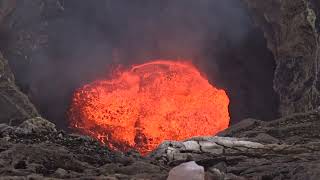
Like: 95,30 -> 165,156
2,0 -> 278,129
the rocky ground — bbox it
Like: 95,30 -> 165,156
1,110 -> 320,179
152,110 -> 320,179
0,118 -> 169,179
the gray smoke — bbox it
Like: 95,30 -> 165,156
3,0 -> 278,129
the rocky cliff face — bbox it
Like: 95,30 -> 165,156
0,0 -> 39,125
243,0 -> 320,116
0,53 -> 39,125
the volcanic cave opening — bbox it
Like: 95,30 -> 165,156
0,0 -> 280,154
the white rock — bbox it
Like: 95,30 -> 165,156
198,141 -> 223,154
167,161 -> 205,180
183,141 -> 200,151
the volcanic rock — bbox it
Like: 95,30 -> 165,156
243,0 -> 320,116
2,111 -> 319,179
151,110 -> 320,179
2,110 -> 320,179
0,0 -> 39,127
219,109 -> 320,144
18,117 -> 56,134
0,123 -> 169,179
0,53 -> 39,125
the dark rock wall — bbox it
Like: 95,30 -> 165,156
243,0 -> 320,116
0,52 -> 39,125
0,0 -> 39,125
203,27 -> 279,123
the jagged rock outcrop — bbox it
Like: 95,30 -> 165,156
0,53 -> 39,125
219,109 -> 320,144
0,120 -> 169,179
0,0 -> 40,126
18,117 -> 57,133
151,110 -> 320,179
243,0 -> 320,116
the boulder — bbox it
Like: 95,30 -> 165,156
18,117 -> 56,133
167,161 -> 205,180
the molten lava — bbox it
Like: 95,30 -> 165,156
68,60 -> 230,155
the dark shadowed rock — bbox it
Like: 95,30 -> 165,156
0,124 -> 169,179
217,118 -> 266,137
0,53 -> 39,126
220,110 -> 320,144
243,0 -> 320,116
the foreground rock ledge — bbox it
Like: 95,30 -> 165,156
0,118 -> 168,179
150,110 -> 320,179
0,111 -> 320,179
151,136 -> 320,179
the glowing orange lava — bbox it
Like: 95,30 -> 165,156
68,60 -> 230,155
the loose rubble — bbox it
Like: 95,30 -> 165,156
1,111 -> 320,179
0,119 -> 169,179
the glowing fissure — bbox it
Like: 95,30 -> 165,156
68,60 -> 230,155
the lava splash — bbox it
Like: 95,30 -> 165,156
68,60 -> 230,155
